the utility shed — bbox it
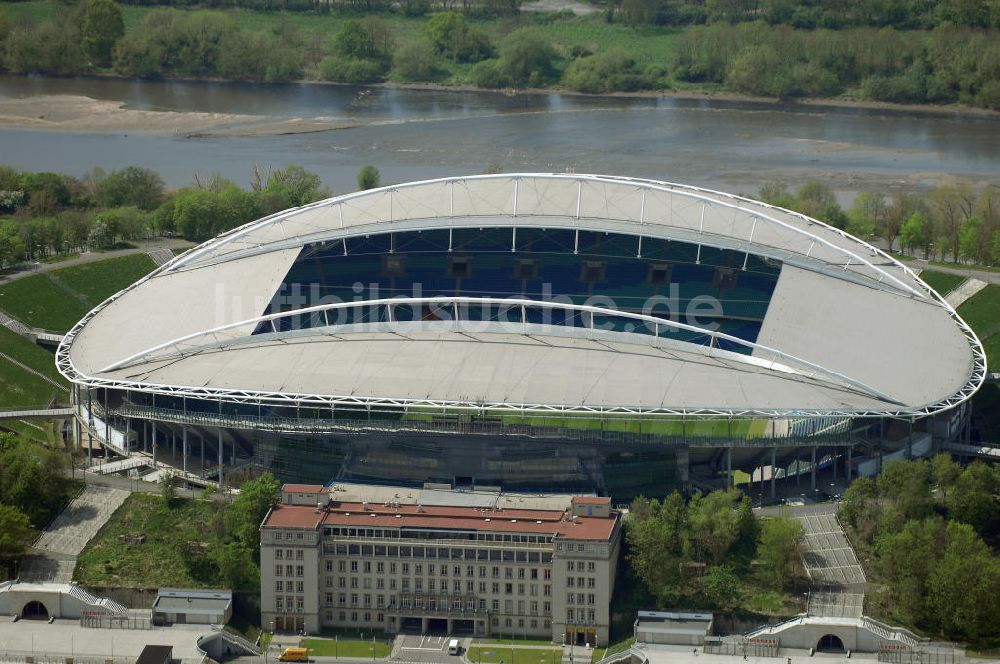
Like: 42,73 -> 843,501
634,610 -> 714,646
152,588 -> 232,626
136,645 -> 173,664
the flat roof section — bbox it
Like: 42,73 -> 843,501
263,499 -> 619,542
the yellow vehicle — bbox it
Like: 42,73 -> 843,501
277,647 -> 310,662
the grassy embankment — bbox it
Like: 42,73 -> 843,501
916,269 -> 966,297
958,284 -> 1000,372
74,492 -> 232,588
0,253 -> 156,333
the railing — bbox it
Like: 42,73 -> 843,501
111,402 -> 862,450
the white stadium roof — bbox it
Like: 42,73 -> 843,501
57,174 -> 985,418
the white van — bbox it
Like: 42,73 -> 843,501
448,639 -> 461,655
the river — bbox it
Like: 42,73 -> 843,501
1,75 -> 999,198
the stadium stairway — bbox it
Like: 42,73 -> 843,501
66,583 -> 128,616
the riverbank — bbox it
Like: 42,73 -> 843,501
1,76 -> 997,138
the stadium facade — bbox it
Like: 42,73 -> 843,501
57,174 -> 986,498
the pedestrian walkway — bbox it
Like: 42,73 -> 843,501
945,277 -> 987,307
19,485 -> 130,583
792,505 -> 866,619
146,247 -> 176,267
34,485 -> 129,557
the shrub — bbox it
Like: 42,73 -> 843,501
422,12 -> 493,63
562,50 -> 647,93
319,56 -> 386,83
393,41 -> 442,82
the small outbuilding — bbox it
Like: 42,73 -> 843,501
152,588 -> 232,626
634,610 -> 714,646
136,645 -> 173,664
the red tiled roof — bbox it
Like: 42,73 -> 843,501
571,496 -> 611,504
283,484 -> 326,493
263,503 -> 325,529
262,500 -> 618,541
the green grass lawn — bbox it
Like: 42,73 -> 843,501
957,284 -> 1000,371
301,637 -> 392,657
917,269 -> 966,296
74,493 -> 237,588
483,638 -> 556,646
0,326 -> 67,385
0,253 -> 156,333
468,646 -> 563,664
0,353 -> 69,408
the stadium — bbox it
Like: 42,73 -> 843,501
56,174 -> 986,499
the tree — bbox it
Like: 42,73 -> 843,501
264,165 -> 329,206
82,0 -> 125,67
878,459 -> 933,522
97,166 -> 165,211
838,476 -> 879,544
160,473 -> 179,507
687,489 -> 756,565
212,541 -> 259,589
626,492 -> 690,606
875,517 -> 944,627
394,41 -> 441,81
928,521 -> 1000,641
226,473 -> 280,554
947,461 -> 1000,538
421,12 -> 492,63
848,192 -> 887,240
756,514 -> 805,591
357,165 -> 380,191
0,434 -> 67,526
700,564 -> 741,610
930,453 -> 961,500
900,211 -> 928,256
334,20 -> 382,60
0,504 -> 32,562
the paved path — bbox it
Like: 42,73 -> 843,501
899,257 -> 1000,285
945,277 -> 988,307
0,238 -> 193,286
20,485 -> 130,583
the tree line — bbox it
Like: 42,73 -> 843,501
0,163 -> 334,266
2,1 -> 999,109
758,180 -> 1000,266
839,455 -> 1000,644
3,162 -> 997,268
627,489 -> 806,612
613,0 -> 1000,30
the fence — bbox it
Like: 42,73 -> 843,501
0,652 -> 136,664
80,615 -> 150,630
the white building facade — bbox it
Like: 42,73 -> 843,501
260,485 -> 621,645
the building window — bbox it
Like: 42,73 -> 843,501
544,570 -> 551,580
505,583 -> 512,595
296,550 -> 304,560
326,593 -> 333,605
351,561 -> 358,572
276,550 -> 283,560
296,566 -> 304,577
275,532 -> 282,540
566,609 -> 574,622
296,598 -> 304,610
364,561 -> 372,573
275,565 -> 283,577
567,561 -> 575,572
276,581 -> 283,592
505,568 -> 513,579
567,578 -> 574,588
377,562 -> 384,573
588,562 -> 595,572
276,598 -> 283,611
